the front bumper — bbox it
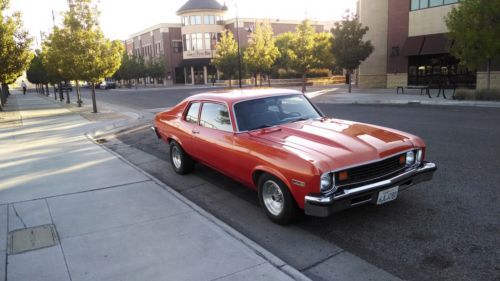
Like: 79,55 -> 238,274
304,162 -> 437,217
151,126 -> 161,139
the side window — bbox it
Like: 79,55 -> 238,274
185,102 -> 200,124
200,103 -> 233,132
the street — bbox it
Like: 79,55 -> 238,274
88,88 -> 500,281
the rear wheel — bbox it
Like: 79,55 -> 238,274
258,174 -> 299,225
169,141 -> 194,174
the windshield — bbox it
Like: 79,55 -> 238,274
234,94 -> 322,131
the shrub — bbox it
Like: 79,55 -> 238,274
475,89 -> 500,101
454,89 -> 475,100
454,89 -> 500,101
307,68 -> 331,78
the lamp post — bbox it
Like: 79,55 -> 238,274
234,3 -> 242,89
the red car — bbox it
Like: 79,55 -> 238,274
153,89 -> 437,224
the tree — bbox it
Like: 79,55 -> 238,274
275,20 -> 333,92
43,27 -> 72,102
80,30 -> 123,112
446,0 -> 500,90
147,56 -> 166,87
0,0 -> 33,109
129,54 -> 146,88
243,21 -> 279,86
47,0 -> 123,112
212,30 -> 239,88
331,13 -> 374,93
26,50 -> 49,95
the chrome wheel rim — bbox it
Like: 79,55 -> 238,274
262,180 -> 284,216
171,146 -> 182,169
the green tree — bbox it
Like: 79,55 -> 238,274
212,30 -> 239,88
147,56 -> 166,87
44,0 -> 122,111
26,50 -> 49,95
0,0 -> 33,109
331,13 -> 374,93
63,0 -> 122,112
43,26 -> 72,102
446,0 -> 500,90
129,54 -> 146,88
275,20 -> 333,92
243,21 -> 280,86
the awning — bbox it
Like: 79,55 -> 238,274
401,36 -> 425,56
420,33 -> 453,55
178,58 -> 212,68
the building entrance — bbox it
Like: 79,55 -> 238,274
408,54 -> 476,88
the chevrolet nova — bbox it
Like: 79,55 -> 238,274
153,89 -> 437,224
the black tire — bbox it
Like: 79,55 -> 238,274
169,141 -> 194,174
258,174 -> 299,225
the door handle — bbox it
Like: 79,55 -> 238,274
192,130 -> 199,134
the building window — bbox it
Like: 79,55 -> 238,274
411,0 -> 458,10
204,33 -> 218,50
196,33 -> 203,50
204,15 -> 215,25
190,15 -> 201,25
173,41 -> 182,53
183,34 -> 193,51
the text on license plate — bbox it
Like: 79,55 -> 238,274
377,186 -> 399,205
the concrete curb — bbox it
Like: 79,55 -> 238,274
318,99 -> 500,108
90,136 -> 312,281
306,89 -> 500,108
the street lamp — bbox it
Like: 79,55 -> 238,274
234,3 -> 242,89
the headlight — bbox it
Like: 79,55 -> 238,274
320,173 -> 336,193
406,150 -> 415,166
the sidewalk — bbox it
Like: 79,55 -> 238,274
0,92 -> 308,281
307,85 -> 500,108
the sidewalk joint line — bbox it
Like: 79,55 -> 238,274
45,199 -> 73,281
208,262 -> 267,281
2,180 -> 152,206
299,249 -> 345,272
4,204 -> 10,281
11,205 -> 27,229
59,210 -> 194,241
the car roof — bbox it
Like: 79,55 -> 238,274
187,88 -> 304,104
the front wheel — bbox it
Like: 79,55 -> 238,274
169,141 -> 194,174
258,174 -> 299,225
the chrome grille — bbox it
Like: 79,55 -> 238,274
336,154 -> 406,187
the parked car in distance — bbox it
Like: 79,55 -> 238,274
61,82 -> 73,91
152,89 -> 437,224
96,81 -> 117,89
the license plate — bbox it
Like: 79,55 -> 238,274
377,186 -> 399,205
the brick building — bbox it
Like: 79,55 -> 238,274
358,0 -> 499,89
125,0 -> 333,85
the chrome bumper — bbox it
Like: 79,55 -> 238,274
151,126 -> 161,139
304,162 -> 437,217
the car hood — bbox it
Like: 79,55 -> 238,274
249,118 -> 417,171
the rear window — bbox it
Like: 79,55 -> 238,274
185,102 -> 200,124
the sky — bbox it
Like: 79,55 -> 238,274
8,0 -> 358,45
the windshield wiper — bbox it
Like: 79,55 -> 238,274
291,117 -> 310,123
252,124 -> 275,130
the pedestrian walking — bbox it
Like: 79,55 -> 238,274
21,80 -> 27,95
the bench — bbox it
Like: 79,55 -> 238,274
396,85 -> 431,98
436,81 -> 457,100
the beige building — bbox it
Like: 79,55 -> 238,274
358,0 -> 499,89
125,0 -> 333,85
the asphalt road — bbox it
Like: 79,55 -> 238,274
96,88 -> 500,281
